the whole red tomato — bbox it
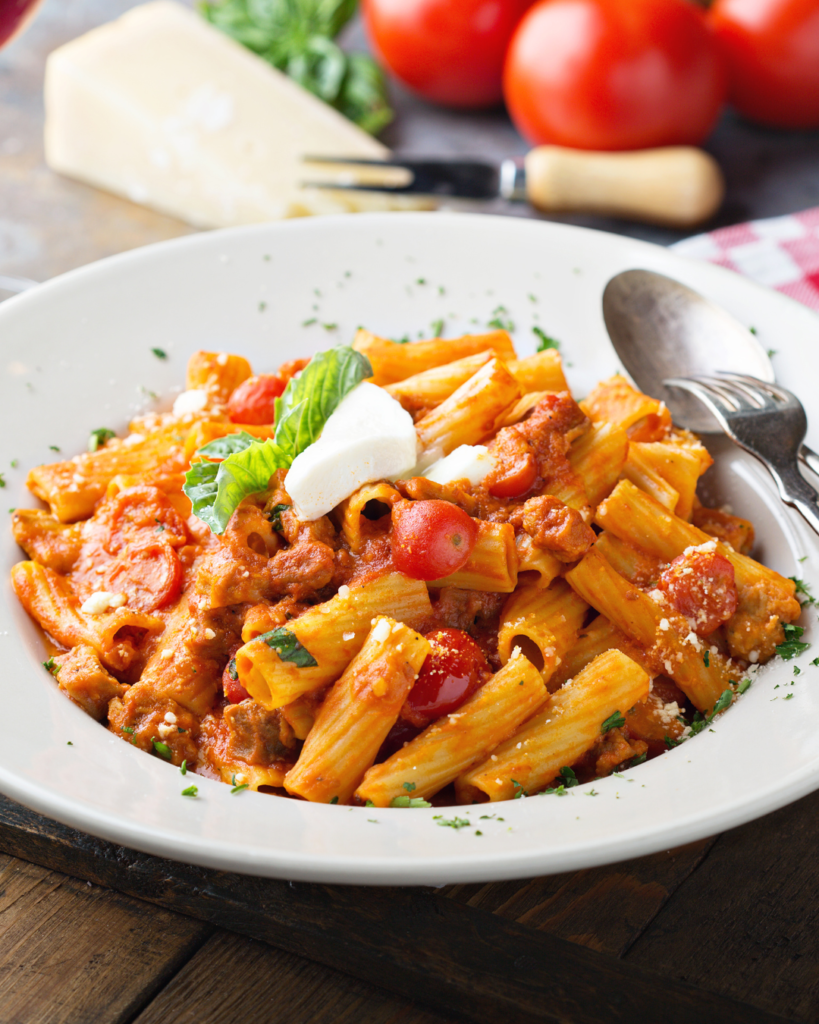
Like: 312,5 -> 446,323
709,0 -> 819,128
503,0 -> 727,150
362,0 -> 535,108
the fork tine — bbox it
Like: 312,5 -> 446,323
302,156 -> 411,169
716,373 -> 794,406
663,376 -> 736,426
703,376 -> 767,410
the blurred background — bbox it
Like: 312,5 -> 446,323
1,0 -> 818,287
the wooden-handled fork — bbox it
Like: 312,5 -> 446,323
303,145 -> 724,228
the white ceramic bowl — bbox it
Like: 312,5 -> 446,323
2,212 -> 819,885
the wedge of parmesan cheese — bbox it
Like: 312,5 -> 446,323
44,1 -> 432,227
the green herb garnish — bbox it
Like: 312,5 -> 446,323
227,659 -> 238,682
152,738 -> 173,760
487,305 -> 514,332
776,623 -> 810,661
180,760 -> 187,775
268,503 -> 290,533
330,795 -> 339,804
151,347 -> 168,359
601,710 -> 626,733
390,795 -> 432,808
259,627 -> 318,667
402,782 -> 416,792
790,577 -> 817,606
558,766 -> 578,788
533,326 -> 560,352
738,677 -> 752,694
181,785 -> 198,797
42,657 -> 59,675
88,428 -> 116,453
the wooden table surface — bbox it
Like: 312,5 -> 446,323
3,4 -> 819,1023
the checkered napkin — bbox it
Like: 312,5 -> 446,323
671,207 -> 819,312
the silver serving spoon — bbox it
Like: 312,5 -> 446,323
603,268 -> 819,475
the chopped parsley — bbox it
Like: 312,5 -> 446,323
322,322 -> 338,332
430,318 -> 445,338
330,795 -> 339,804
0,475 -> 5,489
268,503 -> 290,533
151,347 -> 168,359
784,693 -> 795,700
487,305 -> 514,332
49,445 -> 61,452
738,677 -> 752,694
790,577 -> 817,606
10,459 -> 18,468
151,738 -> 172,760
227,659 -> 238,682
402,782 -> 416,792
533,326 -> 560,352
154,520 -> 165,533
558,766 -> 578,788
390,795 -> 432,808
601,710 -> 626,733
542,784 -> 569,796
180,760 -> 188,775
42,657 -> 59,675
703,650 -> 710,667
260,627 -> 318,667
88,428 -> 116,453
259,302 -> 267,312
181,785 -> 198,797
66,741 -> 73,746
511,779 -> 527,799
776,623 -> 810,661
435,816 -> 471,829
629,751 -> 647,768
302,318 -> 317,327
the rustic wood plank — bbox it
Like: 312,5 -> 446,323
0,851 -> 210,1024
626,788 -> 819,1023
0,797 -> 792,1024
443,839 -> 715,955
134,929 -> 461,1024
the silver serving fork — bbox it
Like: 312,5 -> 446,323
665,373 -> 819,536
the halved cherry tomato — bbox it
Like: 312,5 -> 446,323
405,628 -> 490,727
227,374 -> 287,425
656,547 -> 738,635
222,649 -> 250,703
105,485 -> 189,555
105,540 -> 183,613
392,500 -> 478,581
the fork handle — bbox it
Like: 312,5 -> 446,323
524,146 -> 724,228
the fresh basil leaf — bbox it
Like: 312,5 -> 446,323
183,460 -> 220,530
207,439 -> 290,534
268,503 -> 290,533
196,430 -> 259,460
273,345 -> 372,456
184,345 -> 371,534
260,627 -> 318,667
198,0 -> 392,134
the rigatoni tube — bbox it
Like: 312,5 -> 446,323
285,618 -> 430,805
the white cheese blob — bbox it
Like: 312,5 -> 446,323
80,591 -> 126,614
173,389 -> 209,416
286,382 -> 417,520
424,444 -> 493,487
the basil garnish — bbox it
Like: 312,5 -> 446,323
260,627 -> 318,667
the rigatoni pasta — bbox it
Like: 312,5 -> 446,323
10,320 -> 802,809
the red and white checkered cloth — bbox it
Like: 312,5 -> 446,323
672,206 -> 819,312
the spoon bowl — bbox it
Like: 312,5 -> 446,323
602,269 -> 775,433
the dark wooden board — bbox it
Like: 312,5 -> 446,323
0,796 -> 793,1024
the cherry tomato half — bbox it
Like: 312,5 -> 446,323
503,0 -> 727,150
227,375 -> 286,425
362,0 -> 535,108
656,547 -> 738,636
405,628 -> 490,726
709,0 -> 819,128
392,500 -> 478,581
223,650 -> 250,703
105,540 -> 183,613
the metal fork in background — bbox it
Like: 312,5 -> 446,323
665,373 -> 819,537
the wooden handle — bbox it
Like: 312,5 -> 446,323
524,146 -> 724,227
